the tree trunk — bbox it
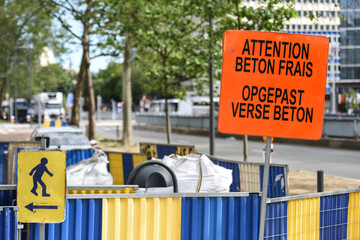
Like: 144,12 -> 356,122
69,53 -> 85,127
85,46 -> 96,140
163,57 -> 171,144
0,79 -> 6,116
122,33 -> 133,146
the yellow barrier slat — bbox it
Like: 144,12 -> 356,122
287,197 -> 320,240
108,153 -> 125,185
115,199 -> 121,239
347,192 -> 360,239
176,146 -> 194,156
132,154 -> 147,168
55,120 -> 62,127
140,144 -> 158,160
43,121 -> 50,128
102,197 -> 181,240
66,188 -> 135,194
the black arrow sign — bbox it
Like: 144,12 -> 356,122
25,202 -> 58,212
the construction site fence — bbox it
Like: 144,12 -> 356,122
1,188 -> 358,240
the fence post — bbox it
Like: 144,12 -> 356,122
317,170 -> 324,192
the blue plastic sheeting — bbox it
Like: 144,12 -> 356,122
0,207 -> 18,240
320,193 -> 349,240
0,142 -> 9,184
264,201 -> 287,239
156,145 -> 177,159
29,198 -> 102,240
0,190 -> 16,206
260,166 -> 287,198
181,194 -> 259,240
66,149 -> 95,166
215,161 -> 241,192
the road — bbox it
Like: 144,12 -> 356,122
93,121 -> 360,180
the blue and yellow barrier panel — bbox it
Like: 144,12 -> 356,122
24,189 -> 360,240
43,120 -> 67,128
140,142 -> 195,160
209,155 -> 288,198
266,188 -> 360,239
107,151 -> 147,185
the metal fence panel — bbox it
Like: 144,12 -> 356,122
288,197 -> 320,239
107,152 -> 147,185
102,197 -> 182,240
65,149 -> 95,166
181,194 -> 259,240
264,201 -> 287,239
210,156 -> 288,198
260,165 -> 287,197
28,198 -> 102,240
320,193 -> 349,240
347,192 -> 360,239
239,164 -> 260,192
0,206 -> 18,240
266,189 -> 360,239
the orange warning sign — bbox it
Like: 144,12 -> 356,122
218,30 -> 329,140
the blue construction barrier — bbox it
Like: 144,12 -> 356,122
26,189 -> 360,239
0,186 -> 16,206
0,206 -> 18,240
28,199 -> 103,240
209,155 -> 288,198
265,189 -> 359,239
65,148 -> 95,166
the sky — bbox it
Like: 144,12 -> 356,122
60,43 -> 114,74
55,14 -> 121,74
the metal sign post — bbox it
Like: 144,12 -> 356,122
258,137 -> 272,240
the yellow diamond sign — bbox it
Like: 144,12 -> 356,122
17,150 -> 66,223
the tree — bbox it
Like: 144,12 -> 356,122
33,63 -> 73,93
39,0 -> 120,140
94,61 -> 151,106
0,0 -> 66,115
129,0 -> 296,145
133,1 -> 213,144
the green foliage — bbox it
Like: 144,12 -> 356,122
0,0 -> 69,102
94,61 -> 151,105
33,63 -> 73,94
130,0 -> 296,99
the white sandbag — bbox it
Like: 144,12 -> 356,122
160,154 -> 232,193
66,149 -> 113,186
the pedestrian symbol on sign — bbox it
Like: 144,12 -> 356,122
29,157 -> 53,197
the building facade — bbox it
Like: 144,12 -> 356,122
284,0 -> 341,113
339,0 -> 360,87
